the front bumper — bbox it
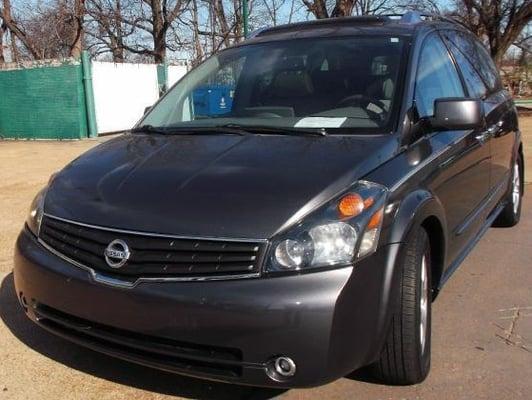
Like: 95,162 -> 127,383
14,227 -> 401,388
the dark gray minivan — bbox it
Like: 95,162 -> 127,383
15,12 -> 523,388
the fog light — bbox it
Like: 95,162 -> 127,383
275,357 -> 296,377
266,356 -> 296,381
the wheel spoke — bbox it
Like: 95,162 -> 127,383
513,162 -> 520,214
419,254 -> 429,354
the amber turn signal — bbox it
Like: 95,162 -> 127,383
367,207 -> 384,230
338,193 -> 365,217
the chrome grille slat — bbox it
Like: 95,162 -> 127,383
40,215 -> 265,279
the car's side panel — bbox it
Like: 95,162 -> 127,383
366,27 -> 515,283
367,129 -> 490,272
486,92 -> 517,193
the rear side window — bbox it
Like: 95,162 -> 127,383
415,33 -> 465,117
443,30 -> 500,92
473,39 -> 501,90
441,33 -> 488,99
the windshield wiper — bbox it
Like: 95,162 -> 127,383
130,125 -> 170,135
131,124 -> 327,137
218,123 -> 327,137
131,125 -> 248,136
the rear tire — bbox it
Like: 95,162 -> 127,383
372,227 -> 432,385
494,155 -> 522,227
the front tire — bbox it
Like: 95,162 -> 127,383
372,227 -> 432,385
494,155 -> 522,227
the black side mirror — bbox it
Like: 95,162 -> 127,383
144,106 -> 152,115
431,98 -> 483,130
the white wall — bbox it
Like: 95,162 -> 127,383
92,62 -> 159,134
168,65 -> 188,87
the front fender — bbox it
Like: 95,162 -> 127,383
383,188 -> 447,247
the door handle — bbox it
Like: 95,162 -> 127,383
476,120 -> 504,142
487,121 -> 503,134
475,132 -> 489,142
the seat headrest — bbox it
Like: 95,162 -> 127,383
271,70 -> 314,97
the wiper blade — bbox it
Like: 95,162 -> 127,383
131,124 -> 326,137
130,124 -> 169,134
132,125 -> 248,136
219,123 -> 327,136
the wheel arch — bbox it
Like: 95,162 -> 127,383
385,188 -> 447,297
420,215 -> 445,299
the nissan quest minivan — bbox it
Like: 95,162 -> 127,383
15,12 -> 523,388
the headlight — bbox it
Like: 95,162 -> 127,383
267,181 -> 387,273
26,187 -> 47,236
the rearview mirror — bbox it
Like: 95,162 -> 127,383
431,98 -> 483,130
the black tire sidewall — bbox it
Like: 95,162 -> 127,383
409,228 -> 432,380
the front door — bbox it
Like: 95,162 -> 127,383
414,32 -> 491,265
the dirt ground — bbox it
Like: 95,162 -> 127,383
0,118 -> 531,399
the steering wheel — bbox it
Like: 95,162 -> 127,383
336,94 -> 388,121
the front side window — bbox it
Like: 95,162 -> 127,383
415,33 -> 465,118
141,36 -> 407,134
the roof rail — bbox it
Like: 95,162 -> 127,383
399,11 -> 424,24
247,11 -> 463,40
251,15 -> 389,37
384,11 -> 462,26
247,26 -> 271,39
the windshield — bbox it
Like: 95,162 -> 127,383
141,35 -> 407,134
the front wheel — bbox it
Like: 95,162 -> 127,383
494,155 -> 522,227
371,227 -> 432,385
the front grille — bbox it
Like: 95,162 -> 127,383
40,215 -> 265,279
34,303 -> 243,377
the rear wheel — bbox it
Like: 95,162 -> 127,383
494,155 -> 522,227
372,227 -> 432,385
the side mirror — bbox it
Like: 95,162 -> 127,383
144,106 -> 152,115
431,98 -> 483,130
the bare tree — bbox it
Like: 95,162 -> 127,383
353,0 -> 396,15
190,0 -> 203,63
0,0 -> 39,59
133,0 -> 190,63
86,0 -> 139,62
451,0 -> 532,67
301,0 -> 371,18
301,0 -> 398,18
21,1 -> 75,59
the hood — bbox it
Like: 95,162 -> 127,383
45,132 -> 398,239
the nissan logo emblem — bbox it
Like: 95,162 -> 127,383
104,239 -> 130,269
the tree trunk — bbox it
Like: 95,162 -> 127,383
233,0 -> 243,42
191,0 -> 203,64
331,0 -> 355,17
0,19 -> 5,63
213,0 -> 230,47
112,0 -> 124,62
149,0 -> 165,63
303,0 -> 329,19
70,0 -> 85,58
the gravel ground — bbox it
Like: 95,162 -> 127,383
1,119 -> 531,399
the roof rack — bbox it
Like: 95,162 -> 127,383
248,11 -> 462,39
387,11 -> 463,26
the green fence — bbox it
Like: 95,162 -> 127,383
0,59 -> 89,139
